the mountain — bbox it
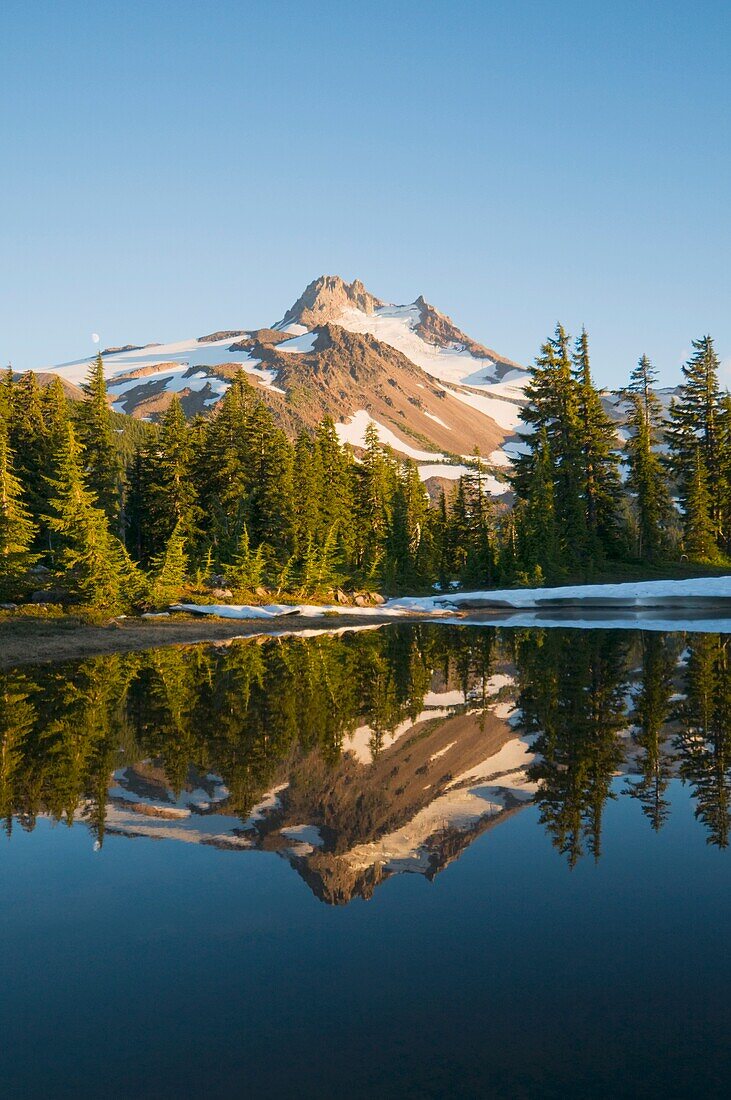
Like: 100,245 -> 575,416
39,276 -> 531,492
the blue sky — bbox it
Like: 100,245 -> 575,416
1,0 -> 729,386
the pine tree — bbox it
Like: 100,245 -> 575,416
515,427 -> 560,579
667,336 -> 722,550
513,324 -> 587,569
46,423 -> 141,611
353,423 -> 395,577
194,371 -> 258,559
77,352 -> 122,526
226,526 -> 266,595
627,353 -> 663,427
684,449 -> 717,561
572,328 -> 624,562
0,369 -> 13,425
150,519 -> 187,606
624,360 -> 674,561
8,371 -> 51,528
315,416 -> 354,558
139,396 -> 199,562
0,420 -> 37,598
244,404 -> 296,555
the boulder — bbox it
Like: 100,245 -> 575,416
0,603 -> 17,611
369,592 -> 386,605
31,587 -> 70,604
205,574 -> 228,589
208,587 -> 233,599
354,594 -> 369,607
335,589 -> 349,605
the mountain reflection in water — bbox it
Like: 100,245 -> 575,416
1,625 -> 729,902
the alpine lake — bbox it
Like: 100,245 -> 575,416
1,621 -> 730,1098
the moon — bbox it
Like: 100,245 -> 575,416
91,332 -> 100,344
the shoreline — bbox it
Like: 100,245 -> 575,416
0,611 -> 434,669
4,598 -> 731,669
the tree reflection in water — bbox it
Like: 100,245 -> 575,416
1,624 -> 729,899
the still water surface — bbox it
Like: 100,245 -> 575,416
1,625 -> 730,1097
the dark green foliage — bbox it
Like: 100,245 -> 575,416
0,419 -> 37,597
518,628 -> 629,865
150,519 -> 187,606
624,356 -> 675,561
46,423 -> 144,611
1,320 -> 728,610
624,632 -> 678,831
76,353 -> 122,527
666,336 -> 725,559
676,635 -> 731,848
684,449 -> 717,562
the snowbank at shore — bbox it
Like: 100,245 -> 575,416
172,575 -> 731,631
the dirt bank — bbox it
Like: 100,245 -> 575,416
0,611 -> 437,669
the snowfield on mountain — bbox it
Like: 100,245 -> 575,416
38,275 -> 533,492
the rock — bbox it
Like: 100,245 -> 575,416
354,594 -> 369,607
255,586 -> 269,599
369,592 -> 386,605
29,564 -> 51,575
205,574 -> 228,589
208,588 -> 233,599
0,603 -> 17,611
335,589 -> 349,605
31,587 -> 69,604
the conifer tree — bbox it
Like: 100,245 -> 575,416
292,430 -> 322,551
353,423 -> 395,576
244,404 -> 295,555
684,449 -> 717,561
150,519 -> 187,606
77,352 -> 122,526
515,427 -> 560,580
0,420 -> 37,598
46,423 -> 142,611
0,369 -> 12,425
627,353 -> 663,426
667,336 -> 722,551
8,370 -> 50,528
226,526 -> 266,595
316,416 -> 354,557
624,358 -> 674,561
572,328 -> 624,562
513,324 -> 587,569
138,396 -> 199,562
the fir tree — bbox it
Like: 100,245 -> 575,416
226,526 -> 266,595
46,423 -> 142,611
684,449 -> 717,561
0,420 -> 37,597
8,371 -> 50,529
624,383 -> 674,561
515,427 -> 560,580
572,328 -> 624,562
513,324 -> 587,569
77,352 -> 122,526
150,519 -> 187,606
667,336 -> 722,550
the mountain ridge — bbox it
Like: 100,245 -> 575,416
33,274 -> 530,491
